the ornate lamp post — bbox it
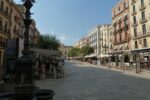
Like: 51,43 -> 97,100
0,0 -> 55,100
14,0 -> 36,99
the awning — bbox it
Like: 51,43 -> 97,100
131,48 -> 150,53
97,54 -> 110,58
30,48 -> 61,56
89,53 -> 97,57
84,53 -> 97,58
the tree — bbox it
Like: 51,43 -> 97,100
68,48 -> 81,57
38,34 -> 60,50
81,45 -> 94,56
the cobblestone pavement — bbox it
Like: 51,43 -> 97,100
36,61 -> 150,100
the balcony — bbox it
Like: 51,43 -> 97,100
117,28 -> 123,33
113,31 -> 117,35
113,39 -> 127,45
123,16 -> 128,21
122,25 -> 129,31
139,4 -> 146,11
0,26 -> 10,36
13,29 -> 19,35
0,8 -> 11,20
132,22 -> 138,27
133,31 -> 150,40
131,10 -> 137,16
131,0 -> 136,5
139,18 -> 147,24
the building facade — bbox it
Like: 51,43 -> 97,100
112,0 -> 130,52
59,44 -> 73,58
0,0 -> 12,83
86,25 -> 101,55
108,25 -> 114,54
99,25 -> 110,57
129,0 -> 150,50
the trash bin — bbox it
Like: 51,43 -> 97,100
36,90 -> 55,100
0,92 -> 15,100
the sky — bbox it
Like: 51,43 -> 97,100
14,0 -> 119,46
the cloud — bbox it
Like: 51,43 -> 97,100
58,34 -> 69,42
50,30 -> 56,35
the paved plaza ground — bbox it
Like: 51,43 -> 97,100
36,61 -> 150,100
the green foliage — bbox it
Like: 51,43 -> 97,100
81,45 -> 94,56
68,48 -> 81,57
67,45 -> 94,57
38,34 -> 60,50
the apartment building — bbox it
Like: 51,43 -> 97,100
129,0 -> 150,51
0,0 -> 11,84
99,25 -> 110,57
29,20 -> 40,47
86,25 -> 101,55
108,25 -> 114,54
112,0 -> 130,53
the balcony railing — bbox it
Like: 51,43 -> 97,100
117,28 -> 123,33
133,31 -> 150,39
113,39 -> 127,45
123,25 -> 129,31
132,22 -> 138,27
0,26 -> 10,36
131,10 -> 137,16
139,4 -> 146,11
123,16 -> 128,21
140,18 -> 147,24
0,8 -> 11,19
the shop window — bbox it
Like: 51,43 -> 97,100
124,55 -> 129,62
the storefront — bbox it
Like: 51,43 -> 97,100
131,48 -> 150,73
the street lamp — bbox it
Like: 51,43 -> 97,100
0,0 -> 55,100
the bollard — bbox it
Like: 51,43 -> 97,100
36,90 -> 55,100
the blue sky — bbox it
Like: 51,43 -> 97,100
15,0 -> 119,46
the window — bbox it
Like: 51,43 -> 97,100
143,39 -> 147,47
135,41 -> 138,48
118,7 -> 120,12
141,11 -> 145,21
0,17 -> 2,28
134,28 -> 137,37
133,5 -> 136,13
119,34 -> 122,42
5,21 -> 7,32
133,16 -> 137,24
142,24 -> 146,34
115,35 -> 117,42
6,6 -> 8,15
124,2 -> 127,9
125,32 -> 127,40
141,0 -> 144,6
0,1 -> 4,10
